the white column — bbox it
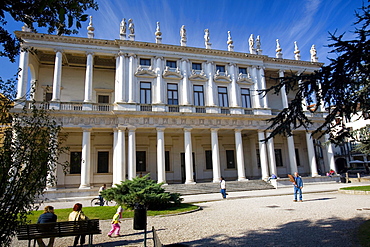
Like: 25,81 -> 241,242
206,62 -> 216,106
287,135 -> 298,173
51,49 -> 63,101
115,53 -> 125,103
279,70 -> 289,108
157,127 -> 166,184
184,128 -> 195,184
127,127 -> 136,180
113,127 -> 126,185
258,67 -> 268,108
155,56 -> 164,104
258,131 -> 269,180
128,54 -> 136,103
266,132 -> 277,176
235,129 -> 246,181
181,59 -> 190,105
306,132 -> 319,176
84,52 -> 94,102
229,63 -> 239,107
250,66 -> 261,108
211,128 -> 221,182
80,128 -> 91,189
325,134 -> 336,173
17,48 -> 29,99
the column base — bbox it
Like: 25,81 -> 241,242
79,185 -> 91,189
237,178 -> 249,181
185,181 -> 196,185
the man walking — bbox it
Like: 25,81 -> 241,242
220,177 -> 227,199
293,172 -> 303,202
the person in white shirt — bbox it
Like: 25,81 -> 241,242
220,177 -> 226,199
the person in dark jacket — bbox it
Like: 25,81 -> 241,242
37,205 -> 57,247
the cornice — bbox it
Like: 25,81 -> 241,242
15,31 -> 323,68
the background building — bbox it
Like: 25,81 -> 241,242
14,18 -> 335,189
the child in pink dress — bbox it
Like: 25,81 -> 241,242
107,206 -> 123,237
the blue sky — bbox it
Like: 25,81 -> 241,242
0,0 -> 364,81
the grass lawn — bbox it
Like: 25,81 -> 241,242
27,203 -> 198,224
358,220 -> 370,247
339,186 -> 370,191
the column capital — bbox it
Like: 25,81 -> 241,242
206,60 -> 214,65
54,49 -> 63,54
115,126 -> 126,131
155,56 -> 164,60
128,53 -> 136,58
183,127 -> 192,132
278,69 -> 285,74
180,58 -> 189,63
86,51 -> 94,56
156,127 -> 165,131
210,128 -> 219,132
127,126 -> 137,131
229,62 -> 236,67
234,128 -> 243,133
251,65 -> 258,69
117,51 -> 126,57
81,127 -> 92,132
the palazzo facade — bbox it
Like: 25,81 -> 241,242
14,20 -> 336,189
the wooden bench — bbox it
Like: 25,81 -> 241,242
17,219 -> 101,247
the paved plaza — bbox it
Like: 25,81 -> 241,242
12,182 -> 370,247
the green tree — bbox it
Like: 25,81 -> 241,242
265,3 -> 370,147
101,175 -> 183,210
0,1 -> 98,245
1,0 -> 98,62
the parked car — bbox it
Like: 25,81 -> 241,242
347,161 -> 370,175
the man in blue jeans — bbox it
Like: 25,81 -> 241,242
293,172 -> 303,202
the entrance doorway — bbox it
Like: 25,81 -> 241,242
180,152 -> 196,183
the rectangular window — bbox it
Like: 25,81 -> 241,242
218,86 -> 229,107
275,149 -> 283,167
216,65 -> 225,73
140,58 -> 151,66
70,151 -> 82,174
167,83 -> 178,105
136,151 -> 146,172
165,151 -> 170,171
205,150 -> 212,169
98,95 -> 109,103
241,88 -> 251,108
166,60 -> 177,68
45,92 -> 52,102
239,67 -> 247,74
140,82 -> 151,104
192,63 -> 202,70
256,149 -> 261,168
97,151 -> 109,173
193,85 -> 204,106
295,149 -> 301,166
226,150 -> 235,169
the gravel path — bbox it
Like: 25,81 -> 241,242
12,191 -> 370,247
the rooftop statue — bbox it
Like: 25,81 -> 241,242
120,18 -> 126,34
128,19 -> 135,34
294,41 -> 301,60
248,34 -> 255,54
180,25 -> 186,41
310,44 -> 318,62
155,21 -> 161,36
204,29 -> 210,43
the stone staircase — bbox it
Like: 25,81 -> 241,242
163,180 -> 275,195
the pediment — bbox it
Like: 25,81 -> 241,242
135,66 -> 156,78
214,75 -> 231,83
163,70 -> 183,80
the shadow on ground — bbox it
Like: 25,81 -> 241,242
173,217 -> 366,247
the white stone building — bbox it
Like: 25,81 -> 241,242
14,19 -> 335,189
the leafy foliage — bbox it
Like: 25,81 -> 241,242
101,174 -> 183,210
0,86 -> 68,246
265,3 -> 370,146
0,0 -> 98,62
